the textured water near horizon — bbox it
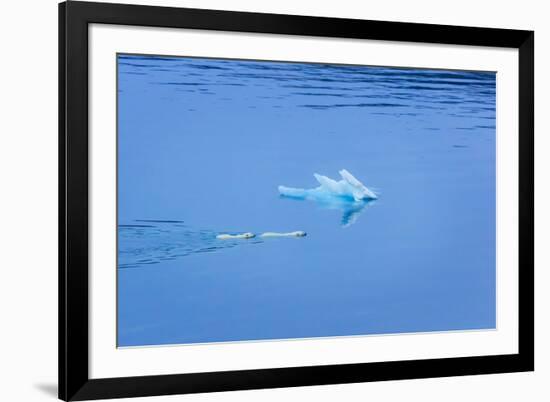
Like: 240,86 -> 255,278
118,54 -> 496,347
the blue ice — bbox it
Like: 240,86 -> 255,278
278,169 -> 377,227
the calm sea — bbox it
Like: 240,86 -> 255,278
117,54 -> 496,347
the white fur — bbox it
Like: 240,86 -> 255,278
260,231 -> 307,238
216,232 -> 255,240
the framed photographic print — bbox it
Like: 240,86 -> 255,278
59,1 -> 534,400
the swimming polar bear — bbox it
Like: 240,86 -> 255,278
216,232 -> 255,240
216,231 -> 307,240
260,231 -> 307,238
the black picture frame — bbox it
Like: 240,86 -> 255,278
59,1 -> 534,400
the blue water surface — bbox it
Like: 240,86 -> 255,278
117,54 -> 496,347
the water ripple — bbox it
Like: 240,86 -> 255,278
118,221 -> 264,269
118,54 -> 495,118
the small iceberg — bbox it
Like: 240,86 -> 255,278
278,169 -> 377,227
278,169 -> 377,202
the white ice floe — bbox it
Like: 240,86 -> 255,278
278,169 -> 377,227
278,169 -> 377,202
